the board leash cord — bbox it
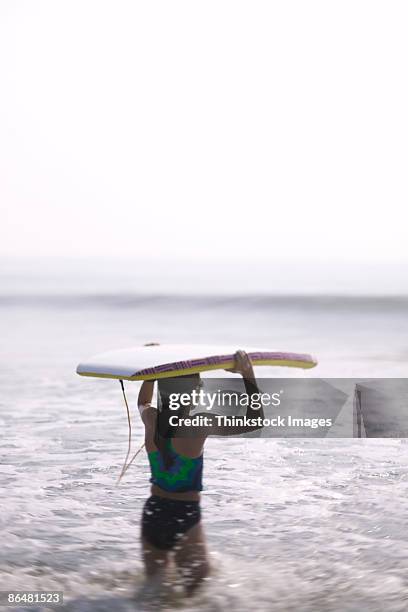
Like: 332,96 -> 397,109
116,379 -> 145,485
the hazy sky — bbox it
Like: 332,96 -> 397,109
1,1 -> 407,263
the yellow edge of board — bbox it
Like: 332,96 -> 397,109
78,358 -> 317,382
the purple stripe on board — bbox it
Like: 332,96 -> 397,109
132,351 -> 314,377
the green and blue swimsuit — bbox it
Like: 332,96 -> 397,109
148,439 -> 203,493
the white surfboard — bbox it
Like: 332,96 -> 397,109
76,344 -> 317,381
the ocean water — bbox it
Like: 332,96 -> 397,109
1,277 -> 408,610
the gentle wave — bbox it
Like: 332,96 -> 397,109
2,293 -> 408,311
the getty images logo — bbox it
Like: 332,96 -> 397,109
168,389 -> 283,411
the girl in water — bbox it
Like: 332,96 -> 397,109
137,350 -> 264,595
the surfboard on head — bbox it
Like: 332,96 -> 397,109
76,344 -> 318,381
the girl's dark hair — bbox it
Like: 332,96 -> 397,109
154,374 -> 201,469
